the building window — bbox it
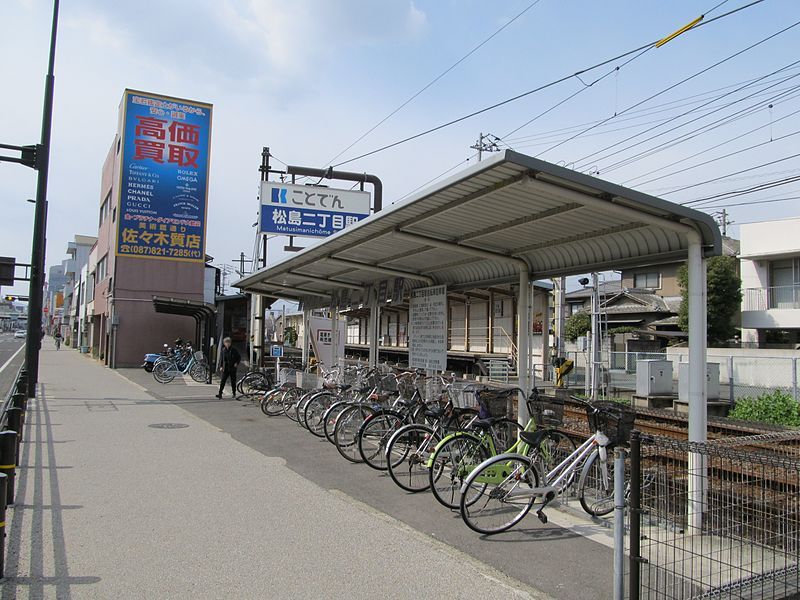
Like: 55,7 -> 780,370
634,272 -> 660,289
568,302 -> 584,315
99,192 -> 111,226
96,255 -> 108,281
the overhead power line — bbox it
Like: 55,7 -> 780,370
662,152 -> 800,199
323,0 -> 546,167
571,59 -> 800,171
331,0 -> 766,168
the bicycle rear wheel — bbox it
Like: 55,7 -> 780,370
578,449 -> 617,517
334,404 -> 377,462
281,388 -> 302,422
357,410 -> 405,470
460,454 -> 538,535
429,434 -> 489,510
489,418 -> 523,453
260,389 -> 284,416
323,400 -> 351,444
303,392 -> 336,437
189,363 -> 208,383
386,424 -> 440,493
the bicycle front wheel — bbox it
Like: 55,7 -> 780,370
460,454 -> 538,535
430,434 -> 489,510
386,424 -> 440,493
153,361 -> 175,384
577,449 -> 617,517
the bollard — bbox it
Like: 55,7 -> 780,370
0,432 -> 16,506
4,408 -> 23,468
613,447 -> 626,600
0,472 -> 7,579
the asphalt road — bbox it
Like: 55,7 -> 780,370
124,367 -> 615,600
0,333 -> 26,398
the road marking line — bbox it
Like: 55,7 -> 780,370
0,344 -> 25,375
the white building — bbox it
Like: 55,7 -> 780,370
740,217 -> 800,348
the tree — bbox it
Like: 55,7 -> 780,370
564,311 -> 591,342
678,255 -> 741,345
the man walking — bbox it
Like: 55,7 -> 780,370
216,337 -> 240,399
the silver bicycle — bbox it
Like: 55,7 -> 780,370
459,397 -> 635,535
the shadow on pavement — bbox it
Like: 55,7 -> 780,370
2,385 -> 101,598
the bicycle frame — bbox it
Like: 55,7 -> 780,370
466,429 -> 610,501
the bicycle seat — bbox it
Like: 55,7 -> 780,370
338,384 -> 352,392
520,430 -> 548,447
424,405 -> 445,419
397,397 -> 417,407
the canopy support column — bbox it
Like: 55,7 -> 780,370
301,309 -> 310,367
368,302 -> 380,368
517,268 -> 531,425
687,231 -> 708,530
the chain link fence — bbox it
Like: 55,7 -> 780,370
629,431 -> 800,599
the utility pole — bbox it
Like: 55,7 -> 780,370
25,0 -> 60,398
233,252 -> 253,276
470,132 -> 500,162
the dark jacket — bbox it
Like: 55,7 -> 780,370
220,345 -> 241,371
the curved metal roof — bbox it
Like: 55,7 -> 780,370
234,150 -> 720,301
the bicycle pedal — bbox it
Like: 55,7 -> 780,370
537,510 -> 548,524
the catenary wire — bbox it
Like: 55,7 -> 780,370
535,18 -> 800,160
322,0 -> 546,167
331,1 -> 765,168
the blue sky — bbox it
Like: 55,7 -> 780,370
1,0 -> 799,295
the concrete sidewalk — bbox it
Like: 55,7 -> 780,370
3,341 -> 547,599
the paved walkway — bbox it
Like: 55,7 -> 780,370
4,342 -> 554,599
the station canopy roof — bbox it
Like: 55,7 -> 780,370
234,150 -> 720,303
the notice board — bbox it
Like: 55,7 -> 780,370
409,285 -> 447,371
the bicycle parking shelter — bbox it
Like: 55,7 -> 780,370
152,295 -> 217,383
234,150 -> 720,453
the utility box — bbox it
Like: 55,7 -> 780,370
636,360 -> 673,397
678,362 -> 720,401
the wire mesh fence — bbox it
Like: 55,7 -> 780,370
629,431 -> 800,599
561,351 -> 799,404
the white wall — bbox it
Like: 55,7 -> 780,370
740,218 -> 800,258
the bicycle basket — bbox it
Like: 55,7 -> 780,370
476,388 -> 516,419
586,401 -> 635,445
527,398 -> 564,427
193,351 -> 205,362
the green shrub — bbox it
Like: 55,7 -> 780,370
729,390 -> 800,427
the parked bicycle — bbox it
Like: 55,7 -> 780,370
458,397 -> 635,534
428,388 -> 573,510
153,347 -> 209,384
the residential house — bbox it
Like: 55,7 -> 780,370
740,217 -> 800,348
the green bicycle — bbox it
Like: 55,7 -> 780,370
427,388 -> 575,510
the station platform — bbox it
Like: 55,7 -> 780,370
5,341 -> 615,599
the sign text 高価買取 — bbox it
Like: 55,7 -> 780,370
116,90 -> 212,262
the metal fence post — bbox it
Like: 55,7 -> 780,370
613,447 -> 626,600
628,430 -> 641,600
793,357 -> 798,403
728,355 -> 735,406
0,431 -> 16,506
0,472 -> 6,579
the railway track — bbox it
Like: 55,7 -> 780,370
560,401 -> 800,456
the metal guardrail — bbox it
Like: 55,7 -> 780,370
743,284 -> 800,311
0,364 -> 28,578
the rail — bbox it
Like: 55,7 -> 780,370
0,364 -> 24,430
743,284 -> 800,310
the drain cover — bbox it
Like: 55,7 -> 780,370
148,423 -> 189,429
